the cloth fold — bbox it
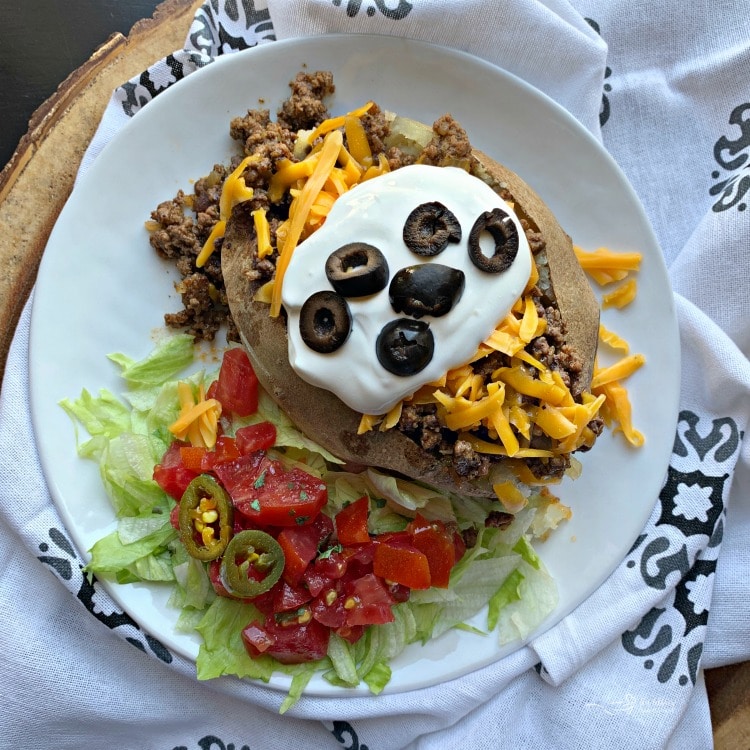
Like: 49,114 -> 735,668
1,1 -> 748,748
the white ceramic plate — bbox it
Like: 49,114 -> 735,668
29,34 -> 680,696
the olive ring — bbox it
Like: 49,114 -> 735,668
376,318 -> 435,376
299,291 -> 352,354
468,208 -> 519,273
325,242 -> 389,297
403,201 -> 462,257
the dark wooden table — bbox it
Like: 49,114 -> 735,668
0,2 -> 746,746
0,0 -> 162,169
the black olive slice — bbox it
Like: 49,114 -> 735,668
299,291 -> 352,354
376,318 -> 434,376
468,208 -> 519,273
403,201 -> 462,256
325,242 -> 389,297
389,263 -> 465,318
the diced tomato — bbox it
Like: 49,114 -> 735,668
311,588 -> 347,628
212,452 -> 275,500
314,549 -> 348,579
374,530 -> 412,546
341,541 -> 376,580
153,441 -> 199,500
241,621 -> 275,655
303,550 -> 347,596
212,347 -> 259,417
208,558 -> 256,602
208,559 -> 232,598
179,445 -> 208,473
344,573 -> 395,626
273,580 -> 313,612
335,624 -> 365,644
250,586 -> 277,617
385,581 -> 411,603
407,515 -> 457,588
233,466 -> 328,527
200,435 -> 240,471
169,503 -> 181,531
278,526 -> 322,585
242,616 -> 330,664
235,422 -> 277,454
373,541 -> 431,590
335,496 -> 370,545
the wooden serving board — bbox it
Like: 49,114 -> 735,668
0,1 -> 745,743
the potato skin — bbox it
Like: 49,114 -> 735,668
221,147 -> 599,497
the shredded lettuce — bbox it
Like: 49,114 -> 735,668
62,337 -> 561,711
87,521 -> 177,575
107,333 -> 195,388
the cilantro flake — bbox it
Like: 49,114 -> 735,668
318,544 -> 343,560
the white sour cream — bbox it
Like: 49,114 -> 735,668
281,164 -> 531,415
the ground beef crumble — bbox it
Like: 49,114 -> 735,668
419,114 -> 473,166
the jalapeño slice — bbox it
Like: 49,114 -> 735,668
221,529 -> 285,598
179,475 -> 233,561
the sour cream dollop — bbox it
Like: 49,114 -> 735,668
281,164 -> 531,415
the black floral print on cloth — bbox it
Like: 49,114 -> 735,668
37,526 -> 173,663
710,102 -> 750,212
621,410 -> 741,685
327,720 -> 371,750
331,0 -> 413,20
584,18 -> 612,127
173,737 -> 251,750
114,0 -> 274,119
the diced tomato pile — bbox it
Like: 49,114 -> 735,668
154,348 -> 465,665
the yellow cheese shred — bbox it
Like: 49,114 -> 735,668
381,400 -> 403,431
590,353 -> 646,390
252,208 -> 273,259
270,129 -> 344,318
599,323 -> 630,353
169,382 -> 222,449
493,481 -> 528,513
602,278 -> 638,309
573,246 -> 642,274
595,380 -> 645,447
358,413 -> 381,434
344,115 -> 373,167
196,154 -> 259,267
306,101 -> 375,143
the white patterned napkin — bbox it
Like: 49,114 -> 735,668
1,2 -> 748,749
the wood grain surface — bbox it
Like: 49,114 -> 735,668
0,1 -> 745,743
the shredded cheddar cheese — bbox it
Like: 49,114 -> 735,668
590,353 -> 646,390
599,323 -> 630,353
574,246 -> 642,277
492,481 -> 528,513
305,101 -> 375,143
270,129 -> 344,317
602,278 -> 638,309
196,154 -> 260,267
594,380 -> 645,447
169,382 -> 222,449
252,208 -> 273,259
